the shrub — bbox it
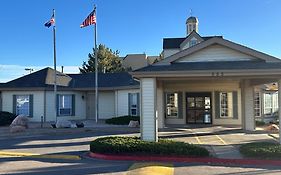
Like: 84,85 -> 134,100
240,142 -> 281,159
90,136 -> 209,157
0,111 -> 17,126
255,120 -> 266,126
105,116 -> 140,125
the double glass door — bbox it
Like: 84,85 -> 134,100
186,92 -> 212,124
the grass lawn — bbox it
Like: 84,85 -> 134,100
240,142 -> 281,159
90,136 -> 209,157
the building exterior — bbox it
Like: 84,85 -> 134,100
122,54 -> 160,71
131,16 -> 281,142
254,83 -> 279,123
0,68 -> 140,122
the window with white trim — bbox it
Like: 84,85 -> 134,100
254,92 -> 261,117
58,95 -> 72,116
129,93 -> 138,116
220,92 -> 233,118
16,95 -> 30,116
264,92 -> 278,116
166,92 -> 178,118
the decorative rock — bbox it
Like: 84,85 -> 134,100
128,120 -> 139,127
56,120 -> 72,128
265,124 -> 279,132
10,115 -> 29,128
71,123 -> 77,128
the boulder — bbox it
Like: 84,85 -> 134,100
70,123 -> 77,128
56,120 -> 72,128
128,120 -> 139,128
10,115 -> 29,128
265,124 -> 279,132
10,125 -> 26,133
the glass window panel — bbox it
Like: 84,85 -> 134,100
59,95 -> 72,116
16,95 -> 29,116
166,92 -> 178,118
220,92 -> 233,118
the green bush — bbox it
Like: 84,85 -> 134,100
90,136 -> 209,157
105,116 -> 140,125
255,120 -> 266,126
0,111 -> 17,126
240,142 -> 281,159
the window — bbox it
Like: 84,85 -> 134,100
264,92 -> 278,116
254,92 -> 261,117
16,95 -> 30,116
129,93 -> 139,116
166,92 -> 178,118
220,92 -> 233,118
189,40 -> 197,47
58,95 -> 72,116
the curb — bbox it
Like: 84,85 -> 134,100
89,152 -> 281,166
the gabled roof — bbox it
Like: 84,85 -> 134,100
179,31 -> 204,49
158,37 -> 281,65
0,67 -> 139,90
163,31 -> 222,49
122,54 -> 148,70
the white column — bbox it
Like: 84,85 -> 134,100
278,79 -> 281,144
140,78 -> 158,142
157,81 -> 164,129
243,80 -> 255,131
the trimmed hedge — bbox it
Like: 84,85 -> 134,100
105,116 -> 140,125
240,142 -> 281,159
0,111 -> 17,126
90,136 -> 209,157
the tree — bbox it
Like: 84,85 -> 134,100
79,44 -> 125,73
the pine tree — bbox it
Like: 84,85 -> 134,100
79,44 -> 125,73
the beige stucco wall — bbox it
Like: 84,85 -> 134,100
162,80 -> 242,126
1,91 -> 45,122
45,91 -> 87,122
116,89 -> 140,117
98,92 -> 115,119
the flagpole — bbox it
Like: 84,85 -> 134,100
53,9 -> 57,123
94,5 -> 98,123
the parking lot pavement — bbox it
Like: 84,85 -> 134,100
159,125 -> 279,159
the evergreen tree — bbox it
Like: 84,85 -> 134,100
79,44 -> 125,73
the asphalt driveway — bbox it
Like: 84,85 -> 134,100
0,125 -> 280,174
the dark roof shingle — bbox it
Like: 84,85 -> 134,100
134,61 -> 281,72
0,67 -> 139,89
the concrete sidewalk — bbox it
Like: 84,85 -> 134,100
0,120 -> 139,140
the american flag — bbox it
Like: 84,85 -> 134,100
80,7 -> 96,28
44,14 -> 55,28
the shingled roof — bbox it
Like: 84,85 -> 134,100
163,36 -> 222,49
133,61 -> 281,72
0,67 -> 139,90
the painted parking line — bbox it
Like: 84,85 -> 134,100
0,151 -> 81,160
127,162 -> 173,175
267,134 -> 279,142
195,136 -> 203,144
215,135 -> 227,145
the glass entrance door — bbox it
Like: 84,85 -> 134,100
186,92 -> 212,124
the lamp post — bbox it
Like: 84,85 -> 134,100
24,68 -> 34,74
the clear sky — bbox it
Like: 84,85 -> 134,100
0,0 -> 280,82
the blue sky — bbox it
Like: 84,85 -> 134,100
0,0 -> 280,82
